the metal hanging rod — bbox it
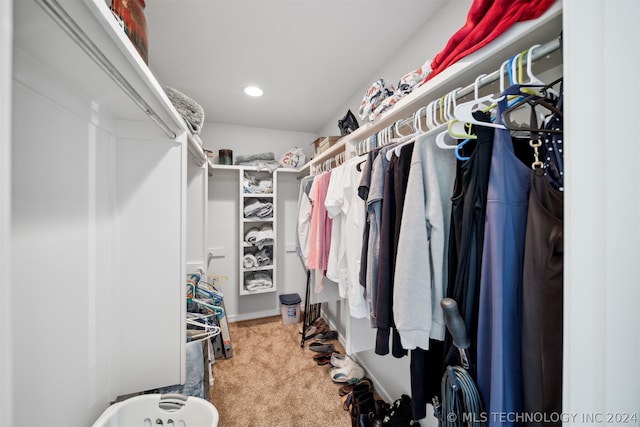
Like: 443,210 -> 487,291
35,0 -> 178,140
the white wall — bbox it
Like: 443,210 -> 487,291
201,122 -> 315,167
0,1 -> 13,425
316,0 -> 473,137
202,123 -> 316,321
563,0 -> 640,422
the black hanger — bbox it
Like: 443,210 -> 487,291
501,78 -> 563,134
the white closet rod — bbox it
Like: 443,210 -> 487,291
35,0 -> 178,140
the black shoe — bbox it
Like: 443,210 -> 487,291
382,394 -> 416,426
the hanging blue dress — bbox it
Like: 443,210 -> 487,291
476,85 -> 531,426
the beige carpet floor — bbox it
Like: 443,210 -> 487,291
209,315 -> 352,427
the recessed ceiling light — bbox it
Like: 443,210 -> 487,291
244,85 -> 263,97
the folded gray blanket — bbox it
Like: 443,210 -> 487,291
164,86 -> 205,135
237,159 -> 280,172
235,152 -> 275,164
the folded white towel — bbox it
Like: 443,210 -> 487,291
245,272 -> 273,291
245,227 -> 261,244
243,254 -> 258,268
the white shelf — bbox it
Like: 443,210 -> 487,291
13,0 -> 189,140
239,168 -> 278,296
208,162 -> 302,173
240,286 -> 277,296
276,167 -> 303,174
242,265 -> 274,272
243,193 -> 274,197
243,218 -> 274,223
242,242 -> 274,248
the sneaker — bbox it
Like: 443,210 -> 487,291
330,353 -> 354,368
330,362 -> 365,384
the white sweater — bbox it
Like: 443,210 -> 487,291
393,132 -> 456,350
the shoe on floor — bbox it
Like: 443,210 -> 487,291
313,351 -> 338,365
338,384 -> 354,396
301,325 -> 316,339
330,362 -> 365,384
308,342 -> 335,353
331,353 -> 355,368
315,330 -> 338,341
312,350 -> 338,361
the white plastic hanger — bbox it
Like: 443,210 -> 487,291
526,44 -> 545,85
186,316 -> 221,341
436,89 -> 462,149
385,134 -> 415,160
413,105 -> 428,134
426,98 -> 440,130
394,118 -> 410,138
407,98 -> 451,149
452,63 -> 509,130
386,117 -> 421,160
511,50 -> 527,84
525,44 -> 559,97
453,59 -> 514,132
376,128 -> 385,148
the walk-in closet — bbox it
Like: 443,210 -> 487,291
2,0 -> 639,426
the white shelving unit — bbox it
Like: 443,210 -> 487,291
208,164 -> 301,298
239,167 -> 277,295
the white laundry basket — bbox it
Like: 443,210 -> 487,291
92,393 -> 219,427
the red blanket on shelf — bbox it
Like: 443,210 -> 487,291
424,0 -> 556,83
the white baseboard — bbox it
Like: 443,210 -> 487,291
227,309 -> 280,323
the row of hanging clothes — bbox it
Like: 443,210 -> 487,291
296,39 -> 564,425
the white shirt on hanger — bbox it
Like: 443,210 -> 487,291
324,165 -> 346,292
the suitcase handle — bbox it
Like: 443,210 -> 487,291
441,298 -> 470,350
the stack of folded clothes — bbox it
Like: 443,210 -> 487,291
243,172 -> 273,194
244,224 -> 274,248
235,152 -> 280,172
244,198 -> 273,219
243,247 -> 272,268
244,272 -> 273,292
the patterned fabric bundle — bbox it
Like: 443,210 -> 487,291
358,78 -> 396,122
358,60 -> 431,122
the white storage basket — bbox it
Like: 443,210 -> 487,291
92,393 -> 219,427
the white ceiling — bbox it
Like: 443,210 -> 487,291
145,0 -> 449,133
